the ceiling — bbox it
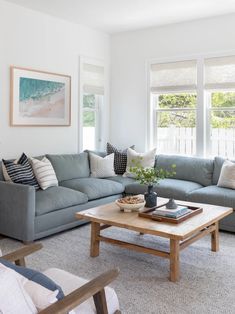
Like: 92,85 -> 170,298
5,0 -> 235,34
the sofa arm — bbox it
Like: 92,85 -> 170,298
0,181 -> 35,242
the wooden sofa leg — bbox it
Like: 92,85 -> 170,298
15,258 -> 26,267
23,240 -> 34,245
93,289 -> 108,314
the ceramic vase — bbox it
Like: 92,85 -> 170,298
144,185 -> 157,208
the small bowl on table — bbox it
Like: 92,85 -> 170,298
115,196 -> 146,212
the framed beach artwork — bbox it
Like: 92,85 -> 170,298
10,66 -> 71,126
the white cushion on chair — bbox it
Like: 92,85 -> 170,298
43,268 -> 120,314
0,268 -> 37,314
0,263 -> 59,311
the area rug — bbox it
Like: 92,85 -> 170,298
1,225 -> 235,314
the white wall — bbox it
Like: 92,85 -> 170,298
110,14 -> 235,152
0,0 -> 110,158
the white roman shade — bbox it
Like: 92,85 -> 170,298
82,63 -> 104,95
205,55 -> 235,90
150,60 -> 197,93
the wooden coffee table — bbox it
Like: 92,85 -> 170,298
76,198 -> 232,282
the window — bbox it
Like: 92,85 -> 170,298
149,55 -> 235,158
207,92 -> 235,157
150,60 -> 197,155
80,60 -> 104,151
205,56 -> 235,157
153,93 -> 197,155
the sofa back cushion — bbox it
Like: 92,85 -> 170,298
213,156 -> 235,185
46,153 -> 90,182
156,154 -> 214,186
84,149 -> 106,158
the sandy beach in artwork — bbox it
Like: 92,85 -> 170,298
19,88 -> 65,119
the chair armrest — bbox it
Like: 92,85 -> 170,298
1,243 -> 42,266
0,181 -> 35,242
39,268 -> 120,314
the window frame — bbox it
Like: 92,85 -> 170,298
79,57 -> 105,152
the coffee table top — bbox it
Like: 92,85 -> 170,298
76,197 -> 233,240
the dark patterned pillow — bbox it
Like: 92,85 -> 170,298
106,143 -> 135,175
2,153 -> 39,189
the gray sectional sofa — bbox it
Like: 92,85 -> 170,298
0,152 -> 125,243
126,154 -> 235,232
0,152 -> 234,243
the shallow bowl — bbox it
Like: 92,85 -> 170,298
115,198 -> 146,212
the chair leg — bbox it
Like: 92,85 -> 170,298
93,289 -> 108,314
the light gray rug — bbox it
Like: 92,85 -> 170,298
1,225 -> 235,314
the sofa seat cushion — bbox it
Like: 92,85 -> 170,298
43,268 -> 120,314
187,185 -> 235,208
106,175 -> 135,187
36,186 -> 88,216
60,178 -> 124,201
125,179 -> 203,200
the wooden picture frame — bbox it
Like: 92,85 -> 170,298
10,66 -> 71,126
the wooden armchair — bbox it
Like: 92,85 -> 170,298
1,243 -> 120,314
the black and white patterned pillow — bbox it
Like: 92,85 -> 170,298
106,143 -> 135,175
2,153 -> 39,189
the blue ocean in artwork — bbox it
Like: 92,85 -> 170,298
20,77 -> 64,101
19,77 -> 65,118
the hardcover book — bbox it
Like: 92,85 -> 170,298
152,206 -> 190,218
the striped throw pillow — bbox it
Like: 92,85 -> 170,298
89,153 -> 116,178
2,153 -> 39,189
30,157 -> 58,190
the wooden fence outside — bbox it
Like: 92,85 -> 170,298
157,127 -> 235,157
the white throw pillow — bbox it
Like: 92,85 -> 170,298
89,153 -> 116,178
0,263 -> 58,311
217,160 -> 235,189
0,268 -> 37,314
124,148 -> 156,178
30,157 -> 58,190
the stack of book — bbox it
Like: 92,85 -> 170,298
152,205 -> 191,219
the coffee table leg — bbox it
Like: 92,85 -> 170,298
170,239 -> 180,282
211,222 -> 219,252
90,222 -> 100,257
